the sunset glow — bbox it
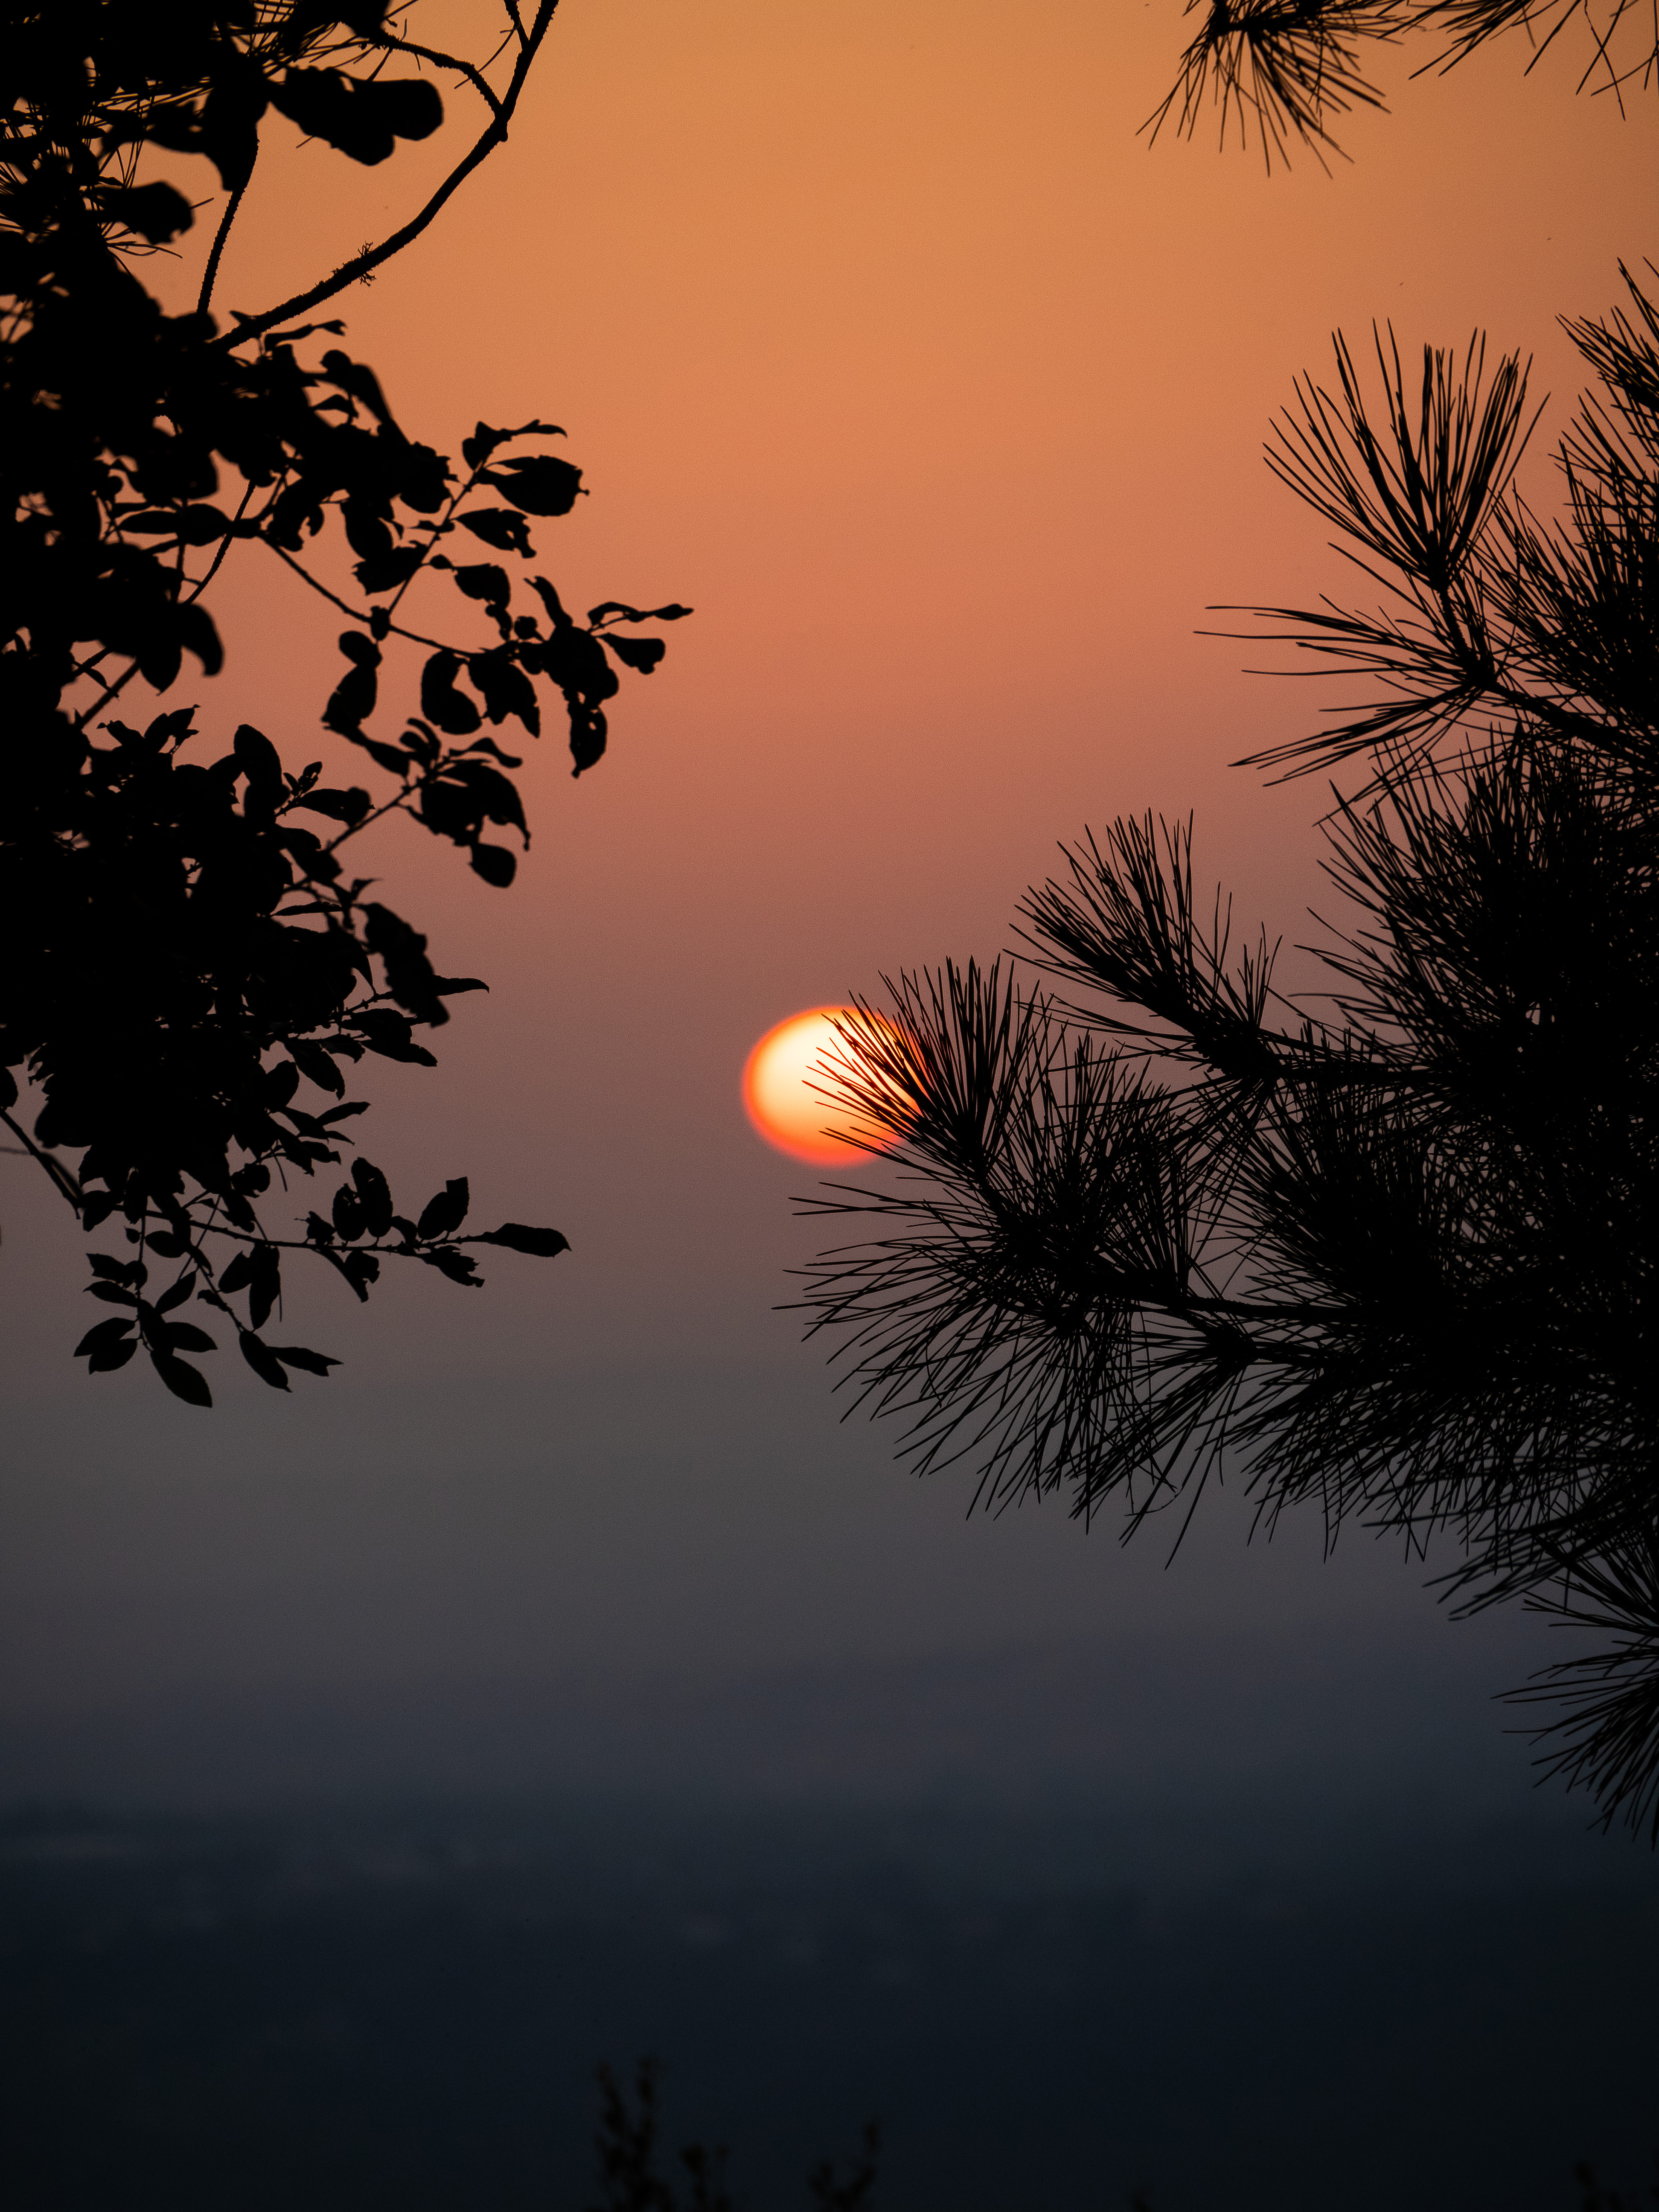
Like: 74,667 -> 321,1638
742,1007 -> 908,1164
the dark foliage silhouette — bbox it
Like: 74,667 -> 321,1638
1150,0 -> 1658,169
1577,2155 -> 1659,2212
588,2059 -> 879,2212
586,2056 -> 1631,2212
2,3 -> 689,1402
795,272 -> 1659,1839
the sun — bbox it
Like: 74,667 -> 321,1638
742,1007 -> 908,1164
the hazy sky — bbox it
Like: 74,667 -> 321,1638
3,0 -> 1655,1808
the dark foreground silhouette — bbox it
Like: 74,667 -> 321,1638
1,1798 -> 1652,2211
585,2057 -> 1650,2212
588,2057 -> 878,2212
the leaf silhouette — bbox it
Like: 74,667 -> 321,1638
149,1350 -> 212,1408
417,1178 -> 470,1239
474,1223 -> 570,1257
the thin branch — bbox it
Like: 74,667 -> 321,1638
71,652 -> 146,732
179,476 -> 259,606
264,540 -> 450,651
367,31 -> 506,120
197,154 -> 254,317
219,2 -> 560,349
2,1108 -> 83,1217
383,459 -> 490,621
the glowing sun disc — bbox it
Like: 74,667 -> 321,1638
742,1007 -> 905,1164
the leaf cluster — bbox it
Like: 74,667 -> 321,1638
2,4 -> 688,1394
796,283 -> 1659,1840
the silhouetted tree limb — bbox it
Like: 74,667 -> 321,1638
225,1 -> 561,343
796,274 -> 1659,1840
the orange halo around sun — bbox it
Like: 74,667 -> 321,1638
742,1007 -> 908,1164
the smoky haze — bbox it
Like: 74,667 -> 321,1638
3,5 -> 1657,2202
0,1340 -> 1588,1819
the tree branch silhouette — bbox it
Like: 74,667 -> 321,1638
1146,0 -> 1657,169
796,273 -> 1659,1840
204,5 -> 560,347
3,3 -> 690,1404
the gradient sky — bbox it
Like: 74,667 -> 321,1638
2,0 -> 1655,1805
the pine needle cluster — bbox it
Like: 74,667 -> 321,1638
1146,0 -> 1659,170
796,275 -> 1659,1841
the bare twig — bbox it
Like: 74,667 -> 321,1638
1,1109 -> 83,1217
219,2 -> 560,349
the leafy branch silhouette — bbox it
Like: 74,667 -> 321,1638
3,3 -> 690,1402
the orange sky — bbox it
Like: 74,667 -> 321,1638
14,0 -> 1659,1379
2,0 -> 1656,1761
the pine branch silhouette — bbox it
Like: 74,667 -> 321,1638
795,274 -> 1659,1840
